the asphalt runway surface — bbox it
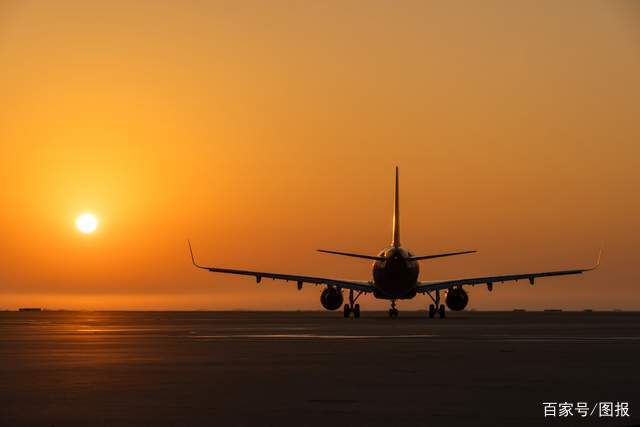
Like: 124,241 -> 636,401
1,311 -> 638,427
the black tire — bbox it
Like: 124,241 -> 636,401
353,304 -> 360,318
343,304 -> 351,318
438,304 -> 446,318
428,304 -> 435,318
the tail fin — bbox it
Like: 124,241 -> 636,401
392,166 -> 400,247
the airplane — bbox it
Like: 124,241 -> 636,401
189,167 -> 600,318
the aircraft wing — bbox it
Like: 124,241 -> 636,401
416,252 -> 601,293
189,241 -> 374,293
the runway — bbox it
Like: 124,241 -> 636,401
1,311 -> 638,426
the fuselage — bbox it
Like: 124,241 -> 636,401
372,245 -> 419,299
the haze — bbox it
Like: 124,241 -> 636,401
1,1 -> 638,310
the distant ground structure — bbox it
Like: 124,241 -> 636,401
18,308 -> 42,312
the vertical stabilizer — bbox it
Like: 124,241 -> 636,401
392,166 -> 400,247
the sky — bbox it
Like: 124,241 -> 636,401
1,0 -> 639,310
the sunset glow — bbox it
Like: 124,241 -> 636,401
0,1 -> 638,310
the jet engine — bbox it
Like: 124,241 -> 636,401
445,287 -> 469,311
320,287 -> 344,311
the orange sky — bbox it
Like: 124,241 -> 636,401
1,1 -> 639,310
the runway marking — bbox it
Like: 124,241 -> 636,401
190,334 -> 438,340
498,336 -> 640,342
479,334 -> 640,342
75,328 -> 166,332
221,327 -> 311,331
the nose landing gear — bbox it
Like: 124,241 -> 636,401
388,300 -> 399,317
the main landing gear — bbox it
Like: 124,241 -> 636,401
426,290 -> 446,319
343,289 -> 362,318
428,304 -> 445,319
388,300 -> 399,318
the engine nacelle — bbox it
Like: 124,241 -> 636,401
320,287 -> 344,311
445,287 -> 469,311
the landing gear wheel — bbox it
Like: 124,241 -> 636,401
428,304 -> 436,318
353,304 -> 360,318
438,304 -> 446,319
388,300 -> 398,318
343,304 -> 351,318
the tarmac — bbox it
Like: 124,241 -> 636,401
1,310 -> 638,426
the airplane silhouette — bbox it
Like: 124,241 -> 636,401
189,167 -> 600,318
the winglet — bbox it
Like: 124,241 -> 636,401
584,248 -> 602,271
188,240 -> 204,269
594,248 -> 602,269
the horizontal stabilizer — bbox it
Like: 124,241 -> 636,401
317,249 -> 385,261
409,250 -> 477,261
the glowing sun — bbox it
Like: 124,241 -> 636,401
76,213 -> 98,234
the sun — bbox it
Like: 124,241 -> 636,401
76,213 -> 98,234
